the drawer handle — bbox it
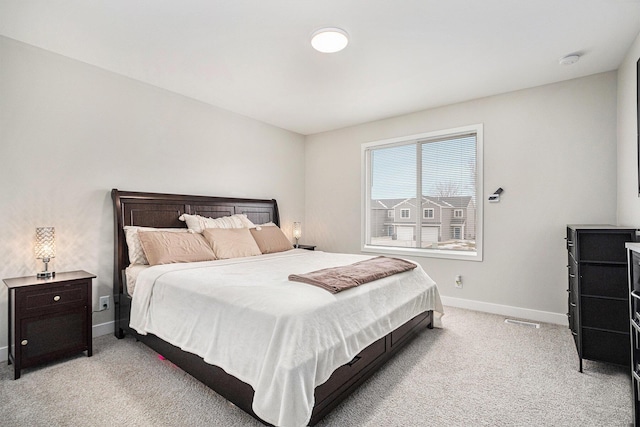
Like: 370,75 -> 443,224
347,355 -> 362,366
53,295 -> 61,302
571,331 -> 578,336
570,303 -> 576,308
632,291 -> 640,301
567,242 -> 574,247
568,274 -> 576,278
21,340 -> 28,346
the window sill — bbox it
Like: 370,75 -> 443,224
361,244 -> 482,262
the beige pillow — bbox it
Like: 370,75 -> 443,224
202,228 -> 262,259
178,213 -> 255,233
138,231 -> 216,266
250,225 -> 293,254
124,226 -> 188,265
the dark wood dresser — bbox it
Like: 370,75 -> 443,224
566,225 -> 636,372
626,242 -> 640,425
3,270 -> 95,379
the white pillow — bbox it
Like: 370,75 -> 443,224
178,213 -> 255,233
123,226 -> 188,265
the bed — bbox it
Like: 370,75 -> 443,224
111,189 -> 442,426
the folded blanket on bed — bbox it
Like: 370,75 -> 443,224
288,256 -> 417,293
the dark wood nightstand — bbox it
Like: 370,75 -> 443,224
3,270 -> 95,379
295,244 -> 316,251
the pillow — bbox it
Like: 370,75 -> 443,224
137,231 -> 217,266
202,228 -> 262,259
250,225 -> 293,254
124,226 -> 188,265
255,222 -> 277,228
178,213 -> 255,233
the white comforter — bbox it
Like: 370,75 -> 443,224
130,249 -> 443,427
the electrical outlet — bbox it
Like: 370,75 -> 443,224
455,275 -> 463,289
99,296 -> 110,311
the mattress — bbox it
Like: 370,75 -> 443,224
130,249 -> 443,427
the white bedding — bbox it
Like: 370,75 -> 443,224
130,249 -> 443,427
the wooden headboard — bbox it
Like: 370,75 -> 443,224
111,189 -> 280,336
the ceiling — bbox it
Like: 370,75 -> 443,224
1,1 -> 640,135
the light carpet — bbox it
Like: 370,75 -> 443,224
0,306 -> 632,426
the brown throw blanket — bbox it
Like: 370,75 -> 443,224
288,256 -> 417,294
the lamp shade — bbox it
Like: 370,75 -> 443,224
35,227 -> 55,259
293,222 -> 302,240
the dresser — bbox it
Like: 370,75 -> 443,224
626,242 -> 640,425
566,225 -> 636,372
3,270 -> 95,379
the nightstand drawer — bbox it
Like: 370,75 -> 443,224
20,282 -> 88,314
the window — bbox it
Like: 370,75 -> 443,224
452,226 -> 462,239
387,210 -> 395,219
362,124 -> 483,261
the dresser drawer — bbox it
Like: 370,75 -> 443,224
577,231 -> 634,262
18,281 -> 88,314
580,264 -> 628,298
583,329 -> 630,366
580,296 -> 629,333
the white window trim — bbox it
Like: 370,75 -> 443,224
400,208 -> 410,219
454,209 -> 464,218
423,208 -> 434,219
361,124 -> 483,262
387,210 -> 394,218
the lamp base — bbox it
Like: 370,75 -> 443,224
37,271 -> 55,279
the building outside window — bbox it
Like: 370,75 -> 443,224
400,208 -> 410,219
423,208 -> 434,219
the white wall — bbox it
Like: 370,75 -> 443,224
305,72 -> 618,323
0,37 -> 306,351
617,31 -> 640,226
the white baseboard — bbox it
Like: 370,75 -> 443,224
92,320 -> 115,338
441,296 -> 568,326
0,321 -> 115,362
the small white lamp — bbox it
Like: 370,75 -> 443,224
35,227 -> 55,278
293,222 -> 302,248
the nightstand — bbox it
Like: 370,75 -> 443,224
295,244 -> 316,251
3,270 -> 95,379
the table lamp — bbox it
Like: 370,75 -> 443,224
293,222 -> 302,248
35,227 -> 55,278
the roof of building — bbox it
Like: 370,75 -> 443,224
372,196 -> 473,209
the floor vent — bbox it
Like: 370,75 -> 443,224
504,318 -> 540,328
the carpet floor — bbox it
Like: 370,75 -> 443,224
0,306 -> 632,426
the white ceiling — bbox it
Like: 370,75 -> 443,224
1,0 -> 640,135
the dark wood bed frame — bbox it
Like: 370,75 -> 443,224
111,189 -> 433,426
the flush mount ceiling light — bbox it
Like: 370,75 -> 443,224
311,28 -> 349,53
559,54 -> 580,66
